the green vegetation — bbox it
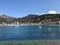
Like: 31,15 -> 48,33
0,14 -> 60,24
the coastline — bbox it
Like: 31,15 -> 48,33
0,23 -> 60,26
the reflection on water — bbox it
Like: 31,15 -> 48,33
39,26 -> 42,29
48,28 -> 51,31
0,26 -> 59,40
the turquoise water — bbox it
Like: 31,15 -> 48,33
0,25 -> 60,40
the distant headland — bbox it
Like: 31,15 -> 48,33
0,13 -> 60,26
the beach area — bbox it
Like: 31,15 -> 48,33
0,40 -> 60,45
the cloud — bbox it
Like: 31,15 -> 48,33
48,10 -> 57,14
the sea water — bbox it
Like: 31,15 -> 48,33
0,25 -> 60,40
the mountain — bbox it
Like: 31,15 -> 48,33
0,14 -> 60,24
0,14 -> 15,19
0,14 -> 15,23
32,14 -> 60,21
17,14 -> 60,23
23,14 -> 39,19
17,14 -> 39,22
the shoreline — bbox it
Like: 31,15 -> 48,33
0,23 -> 60,26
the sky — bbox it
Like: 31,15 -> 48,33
0,0 -> 60,17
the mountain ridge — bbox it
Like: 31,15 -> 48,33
0,14 -> 60,24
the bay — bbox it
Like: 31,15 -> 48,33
0,25 -> 60,40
